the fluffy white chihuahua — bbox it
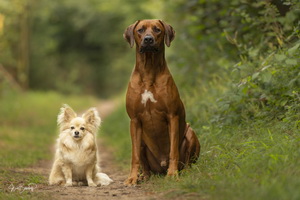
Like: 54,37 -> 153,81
49,104 -> 113,187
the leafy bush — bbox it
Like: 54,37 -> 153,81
162,0 -> 300,127
214,40 -> 300,125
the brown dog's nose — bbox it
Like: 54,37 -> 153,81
143,35 -> 154,45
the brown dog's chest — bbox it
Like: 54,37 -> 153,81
127,77 -> 171,116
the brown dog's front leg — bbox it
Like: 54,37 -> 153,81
124,118 -> 142,186
167,115 -> 180,176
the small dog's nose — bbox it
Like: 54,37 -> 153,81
74,131 -> 79,135
143,35 -> 154,44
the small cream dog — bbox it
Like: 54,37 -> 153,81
49,104 -> 113,187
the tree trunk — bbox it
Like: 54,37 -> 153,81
18,0 -> 30,89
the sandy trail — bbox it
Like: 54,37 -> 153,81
14,100 -> 158,200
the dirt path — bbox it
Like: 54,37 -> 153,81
14,100 -> 159,200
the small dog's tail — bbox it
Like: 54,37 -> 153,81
96,173 -> 113,186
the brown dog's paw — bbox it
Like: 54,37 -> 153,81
124,176 -> 138,186
138,173 -> 150,182
167,169 -> 178,176
166,170 -> 179,181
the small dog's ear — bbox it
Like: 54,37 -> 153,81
159,20 -> 175,47
83,108 -> 101,130
57,104 -> 77,126
123,20 -> 140,48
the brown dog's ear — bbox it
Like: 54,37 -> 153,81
123,20 -> 140,48
159,20 -> 175,47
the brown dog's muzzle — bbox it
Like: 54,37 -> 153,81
143,35 -> 154,45
140,35 -> 158,53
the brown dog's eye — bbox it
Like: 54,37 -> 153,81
137,28 -> 144,33
80,127 -> 85,131
154,27 -> 161,33
71,126 -> 75,130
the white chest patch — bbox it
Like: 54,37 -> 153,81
141,90 -> 157,106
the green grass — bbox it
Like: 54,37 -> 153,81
102,98 -> 300,200
0,90 -> 98,199
101,100 -> 131,170
145,122 -> 300,200
0,166 -> 51,199
0,169 -> 47,199
0,191 -> 48,200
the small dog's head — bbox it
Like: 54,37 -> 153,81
57,104 -> 101,141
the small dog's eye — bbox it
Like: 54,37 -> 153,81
71,126 -> 75,130
80,127 -> 85,131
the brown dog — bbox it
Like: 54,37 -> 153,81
123,19 -> 200,186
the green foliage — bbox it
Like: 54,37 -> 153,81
28,0 -> 125,95
215,43 -> 300,126
161,0 -> 300,127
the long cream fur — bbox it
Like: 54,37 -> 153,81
49,104 -> 113,187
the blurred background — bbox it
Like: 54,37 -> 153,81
1,0 -> 155,97
0,0 -> 299,100
1,0 -> 300,199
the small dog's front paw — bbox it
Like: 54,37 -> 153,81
64,182 -> 73,187
88,182 -> 97,187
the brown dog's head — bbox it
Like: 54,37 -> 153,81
123,19 -> 175,53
